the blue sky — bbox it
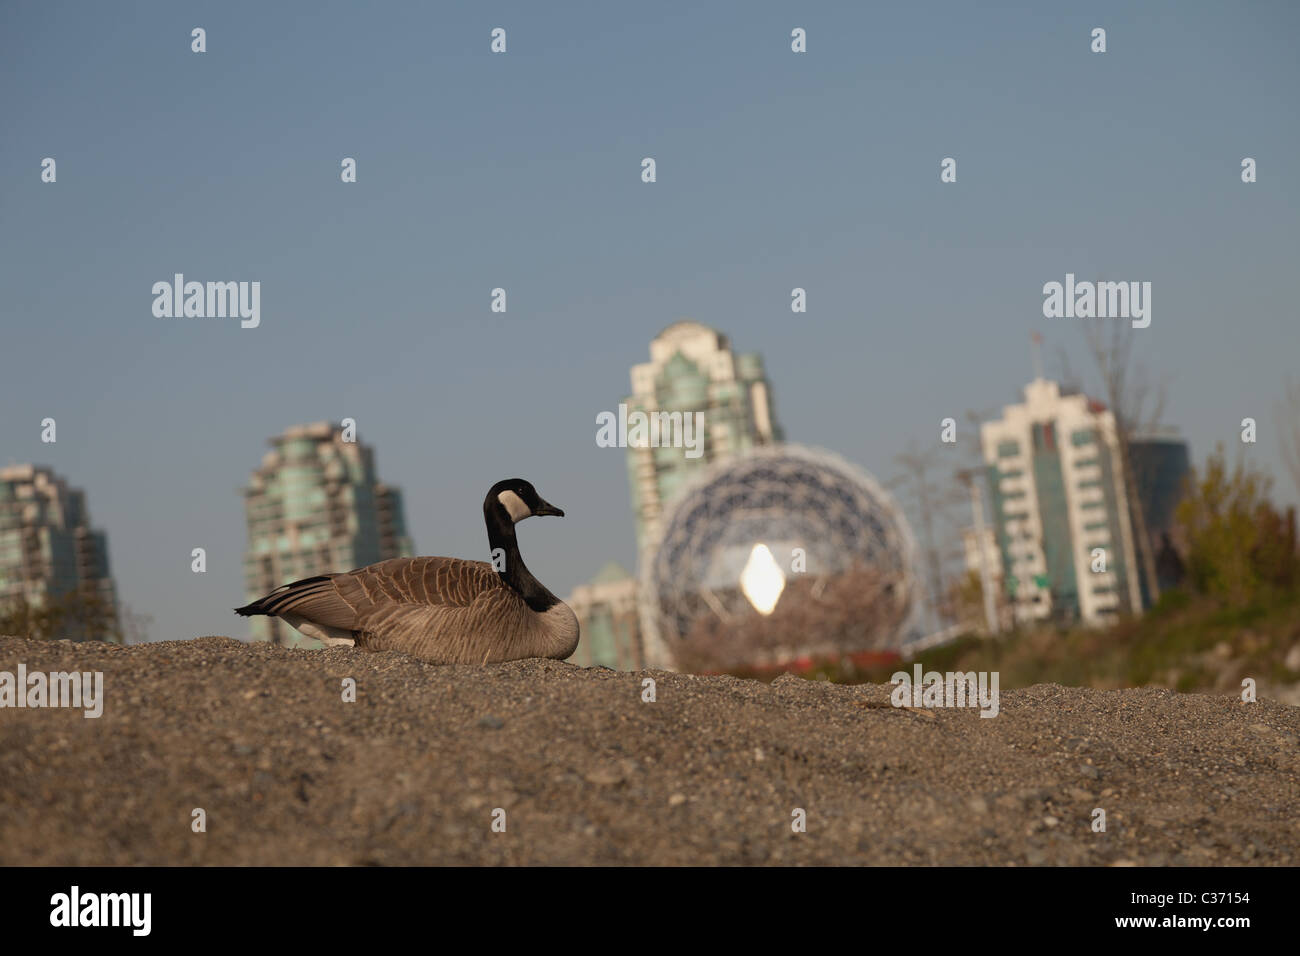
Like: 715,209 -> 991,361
2,1 -> 1297,642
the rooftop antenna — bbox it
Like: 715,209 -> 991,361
1030,330 -> 1045,381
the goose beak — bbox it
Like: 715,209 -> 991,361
534,499 -> 565,517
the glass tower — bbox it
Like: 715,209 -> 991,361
241,422 -> 413,646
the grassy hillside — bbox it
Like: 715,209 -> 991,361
805,589 -> 1300,701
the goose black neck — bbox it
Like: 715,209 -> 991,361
486,510 -> 560,613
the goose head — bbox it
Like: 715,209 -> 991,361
484,478 -> 565,528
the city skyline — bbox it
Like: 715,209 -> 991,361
3,2 -> 1298,643
0,357 -> 1211,646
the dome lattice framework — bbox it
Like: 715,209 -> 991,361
638,444 -> 918,669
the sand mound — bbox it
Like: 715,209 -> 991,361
1,636 -> 1296,865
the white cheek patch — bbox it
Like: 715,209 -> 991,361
497,490 -> 531,523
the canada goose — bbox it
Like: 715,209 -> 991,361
234,478 -> 579,664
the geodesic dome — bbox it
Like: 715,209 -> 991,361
638,444 -> 918,669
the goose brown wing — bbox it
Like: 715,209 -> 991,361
353,581 -> 534,663
258,557 -> 502,632
340,556 -> 502,609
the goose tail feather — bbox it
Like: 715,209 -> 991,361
235,575 -> 334,617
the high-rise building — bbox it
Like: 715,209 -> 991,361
565,321 -> 783,668
0,464 -> 118,639
567,561 -> 642,669
625,320 -> 783,556
980,378 -> 1143,626
241,422 -> 414,646
1129,432 -> 1192,599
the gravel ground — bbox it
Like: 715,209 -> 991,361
1,635 -> 1297,866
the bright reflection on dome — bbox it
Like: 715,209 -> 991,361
740,543 -> 785,615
